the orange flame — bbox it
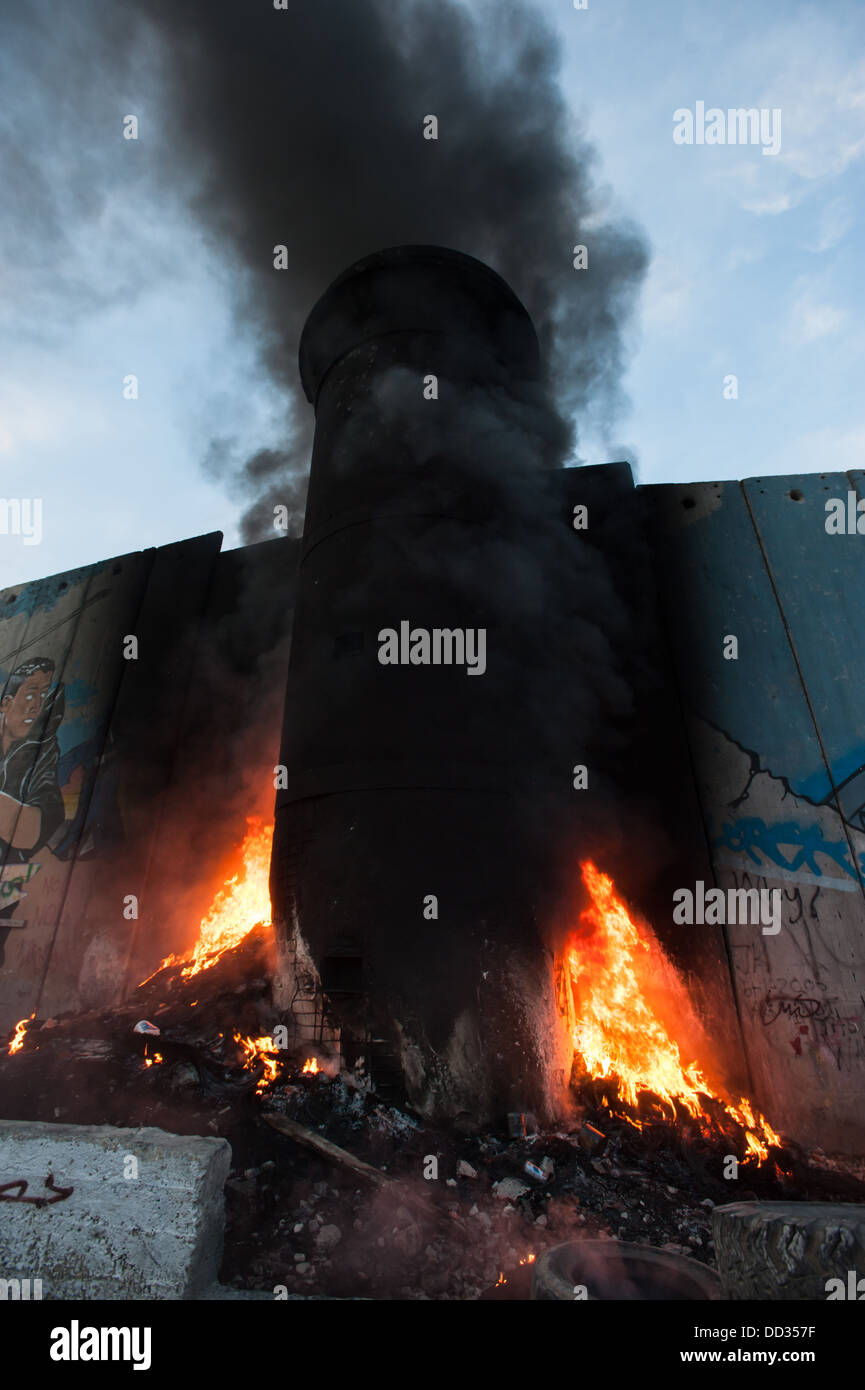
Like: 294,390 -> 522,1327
495,1272 -> 507,1286
568,861 -> 782,1164
8,1012 -> 34,1056
302,1057 -> 320,1075
142,818 -> 273,983
143,1044 -> 163,1068
235,1032 -> 280,1092
518,1253 -> 536,1265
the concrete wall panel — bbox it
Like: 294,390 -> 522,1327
2,532 -> 296,1027
645,478 -> 865,1151
0,560 -> 146,1028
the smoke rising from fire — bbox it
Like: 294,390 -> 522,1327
130,0 -> 648,540
121,0 -> 664,962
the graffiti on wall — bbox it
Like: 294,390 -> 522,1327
694,699 -> 865,1084
0,657 -> 65,915
713,816 -> 863,888
754,981 -> 863,1072
0,583 -> 123,969
724,858 -> 865,1075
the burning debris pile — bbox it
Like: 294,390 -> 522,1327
2,832 -> 865,1300
564,862 -> 782,1166
141,817 -> 274,985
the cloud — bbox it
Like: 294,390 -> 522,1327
752,17 -> 865,185
805,197 -> 854,253
700,16 -> 865,222
789,284 -> 845,343
741,191 -> 795,217
640,257 -> 695,332
723,241 -> 767,272
0,379 -> 103,455
772,59 -> 865,182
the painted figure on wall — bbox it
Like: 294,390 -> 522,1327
0,658 -> 65,966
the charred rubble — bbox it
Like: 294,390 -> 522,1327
2,928 -> 863,1301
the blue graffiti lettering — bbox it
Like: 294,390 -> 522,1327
713,818 -> 862,882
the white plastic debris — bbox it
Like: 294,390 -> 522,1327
456,1160 -> 478,1179
133,1020 -> 161,1036
493,1177 -> 529,1201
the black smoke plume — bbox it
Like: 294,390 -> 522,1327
131,0 -> 647,539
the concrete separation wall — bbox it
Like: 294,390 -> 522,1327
643,474 -> 865,1152
0,534 -> 298,1030
3,464 -> 864,1153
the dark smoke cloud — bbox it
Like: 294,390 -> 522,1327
128,0 -> 648,540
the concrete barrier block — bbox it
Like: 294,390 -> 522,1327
713,1200 -> 865,1300
0,1121 -> 231,1300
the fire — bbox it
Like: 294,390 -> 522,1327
567,861 -> 782,1164
8,1012 -> 34,1056
495,1272 -> 507,1286
142,818 -> 273,983
518,1253 -> 536,1265
235,1032 -> 280,1092
302,1057 -> 320,1075
143,1045 -> 163,1068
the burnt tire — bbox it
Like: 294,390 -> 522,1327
530,1239 -> 722,1301
713,1201 -> 865,1300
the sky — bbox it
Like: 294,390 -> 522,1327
1,0 -> 863,590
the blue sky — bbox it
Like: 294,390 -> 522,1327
558,1 -> 865,489
1,0 -> 863,590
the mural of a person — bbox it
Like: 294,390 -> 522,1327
0,658 -> 65,967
